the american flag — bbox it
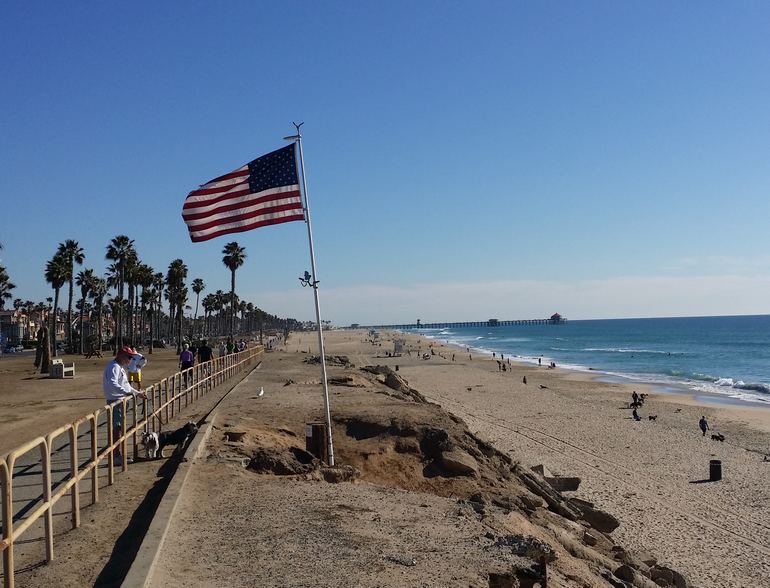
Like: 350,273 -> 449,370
182,144 -> 305,243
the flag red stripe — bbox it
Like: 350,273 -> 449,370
205,167 -> 249,184
184,186 -> 253,209
190,213 -> 306,243
185,202 -> 304,232
183,190 -> 301,221
188,178 -> 249,198
182,184 -> 299,211
184,186 -> 299,212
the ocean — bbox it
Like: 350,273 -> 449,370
409,315 -> 770,405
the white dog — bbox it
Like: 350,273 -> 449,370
141,431 -> 160,459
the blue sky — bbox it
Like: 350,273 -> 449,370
2,1 -> 769,324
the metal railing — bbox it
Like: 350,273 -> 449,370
0,346 -> 261,588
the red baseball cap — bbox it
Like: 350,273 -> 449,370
119,346 -> 137,356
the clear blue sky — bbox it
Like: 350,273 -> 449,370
2,1 -> 769,324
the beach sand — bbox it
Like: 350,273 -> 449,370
390,330 -> 770,587
148,330 -> 770,587
0,348 -> 185,455
7,330 -> 770,587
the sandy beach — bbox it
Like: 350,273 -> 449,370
150,330 -> 770,587
7,329 -> 770,587
389,331 -> 770,587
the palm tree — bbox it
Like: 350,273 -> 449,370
166,259 -> 188,352
45,254 -> 69,356
57,240 -> 85,352
89,277 -> 107,352
122,250 -> 139,346
22,300 -> 35,341
0,266 -> 15,310
238,300 -> 248,334
108,297 -> 128,346
152,272 -> 164,348
201,293 -> 215,336
105,235 -> 135,349
134,264 -> 154,347
213,290 -> 226,336
191,278 -> 205,335
142,287 -> 157,353
221,241 -> 246,337
33,301 -> 48,337
174,287 -> 188,347
75,269 -> 95,354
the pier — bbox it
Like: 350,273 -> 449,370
351,313 -> 567,330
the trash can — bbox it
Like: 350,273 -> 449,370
709,459 -> 722,482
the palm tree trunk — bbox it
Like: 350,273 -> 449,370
117,268 -> 124,349
230,270 -> 236,337
52,288 -> 60,357
148,301 -> 154,354
79,298 -> 85,354
98,299 -> 103,352
177,303 -> 183,352
67,279 -> 74,352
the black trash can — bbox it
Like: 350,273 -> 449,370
709,459 -> 722,482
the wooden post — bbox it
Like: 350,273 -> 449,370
69,425 -> 80,529
305,422 -> 329,464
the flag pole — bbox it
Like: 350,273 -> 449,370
286,122 -> 335,466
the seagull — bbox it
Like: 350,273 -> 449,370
258,386 -> 264,397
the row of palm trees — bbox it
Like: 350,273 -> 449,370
1,236 -> 297,356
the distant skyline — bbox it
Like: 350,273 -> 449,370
2,2 -> 769,325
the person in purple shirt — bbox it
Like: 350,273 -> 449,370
180,343 -> 194,387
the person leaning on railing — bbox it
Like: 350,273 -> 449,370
103,346 -> 147,465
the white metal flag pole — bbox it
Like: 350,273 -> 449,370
285,122 -> 335,466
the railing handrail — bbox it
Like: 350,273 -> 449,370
0,346 -> 262,588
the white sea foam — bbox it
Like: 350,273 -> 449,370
583,347 -> 673,355
714,378 -> 736,387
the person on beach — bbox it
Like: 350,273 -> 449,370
522,376 -> 527,385
197,339 -> 214,385
197,339 -> 213,363
180,344 -> 195,387
699,416 -> 709,436
632,408 -> 642,421
126,351 -> 147,391
103,346 -> 147,465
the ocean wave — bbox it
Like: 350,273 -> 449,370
735,382 -> 770,394
714,377 -> 736,386
689,372 -> 719,382
583,347 -> 673,355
